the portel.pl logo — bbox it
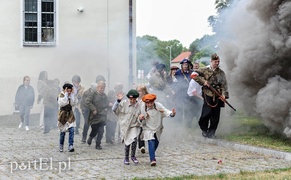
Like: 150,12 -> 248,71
10,157 -> 71,173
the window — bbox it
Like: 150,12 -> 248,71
23,0 -> 56,46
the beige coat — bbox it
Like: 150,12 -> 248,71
113,99 -> 141,145
140,102 -> 172,141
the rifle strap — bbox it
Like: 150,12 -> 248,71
204,93 -> 218,108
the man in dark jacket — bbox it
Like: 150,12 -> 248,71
15,76 -> 35,131
85,81 -> 109,150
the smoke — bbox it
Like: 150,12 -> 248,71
217,0 -> 291,135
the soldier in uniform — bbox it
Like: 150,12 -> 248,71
149,63 -> 174,105
193,53 -> 229,138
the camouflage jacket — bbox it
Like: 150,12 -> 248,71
194,66 -> 228,98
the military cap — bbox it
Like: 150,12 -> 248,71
180,58 -> 191,64
126,89 -> 139,98
62,83 -> 73,90
142,94 -> 157,102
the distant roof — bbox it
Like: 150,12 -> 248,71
171,51 -> 191,63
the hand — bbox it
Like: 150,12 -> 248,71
171,108 -> 176,117
93,110 -> 97,115
204,81 -> 209,87
219,95 -> 225,102
116,92 -> 124,101
139,114 -> 145,121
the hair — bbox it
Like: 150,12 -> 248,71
211,53 -> 220,60
23,76 -> 30,83
136,85 -> 149,97
38,71 -> 48,81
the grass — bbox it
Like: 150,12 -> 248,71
219,113 -> 291,152
135,112 -> 291,180
133,167 -> 291,180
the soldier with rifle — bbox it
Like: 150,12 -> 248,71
191,53 -> 230,138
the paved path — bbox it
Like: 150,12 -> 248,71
1,117 -> 291,180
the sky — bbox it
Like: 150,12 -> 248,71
136,0 -> 217,47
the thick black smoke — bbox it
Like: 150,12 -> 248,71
217,0 -> 291,135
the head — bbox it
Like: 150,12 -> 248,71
136,85 -> 149,98
142,94 -> 157,109
53,78 -> 60,87
114,83 -> 124,93
38,71 -> 48,81
62,83 -> 74,95
96,81 -> 106,94
211,53 -> 220,69
72,75 -> 81,87
170,66 -> 179,75
90,83 -> 97,90
126,89 -> 139,105
193,62 -> 199,71
95,75 -> 106,83
180,59 -> 191,72
156,63 -> 166,75
23,76 -> 30,86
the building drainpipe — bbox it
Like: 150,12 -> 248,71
128,0 -> 134,89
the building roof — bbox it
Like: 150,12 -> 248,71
171,51 -> 191,63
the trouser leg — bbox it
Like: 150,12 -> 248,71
131,138 -> 137,157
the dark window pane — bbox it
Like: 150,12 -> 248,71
41,14 -> 54,27
42,28 -> 54,42
25,28 -> 37,42
25,13 -> 37,26
25,0 -> 37,12
42,2 -> 54,12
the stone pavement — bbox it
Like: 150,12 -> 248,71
1,115 -> 291,180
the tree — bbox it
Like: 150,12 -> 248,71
136,36 -> 184,73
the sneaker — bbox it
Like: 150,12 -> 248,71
140,147 -> 146,154
59,145 -> 64,152
95,145 -> 102,150
68,145 -> 74,152
131,157 -> 139,164
81,137 -> 86,143
150,160 -> 156,166
25,126 -> 29,131
124,158 -> 130,165
202,131 -> 207,137
18,122 -> 23,128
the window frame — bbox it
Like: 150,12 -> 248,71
23,0 -> 56,46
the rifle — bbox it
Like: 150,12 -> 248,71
206,85 -> 236,111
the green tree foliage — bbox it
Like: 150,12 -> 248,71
136,35 -> 184,73
208,0 -> 233,33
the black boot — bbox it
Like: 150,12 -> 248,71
87,136 -> 93,145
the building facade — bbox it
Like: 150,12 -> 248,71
0,0 -> 136,115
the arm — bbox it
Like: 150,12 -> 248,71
112,92 -> 124,115
58,92 -> 69,107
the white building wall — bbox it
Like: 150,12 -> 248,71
0,0 -> 136,115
